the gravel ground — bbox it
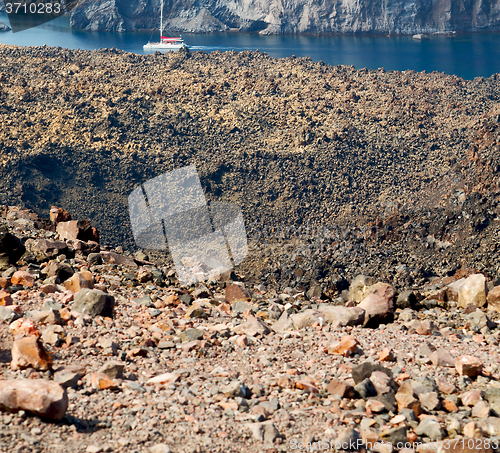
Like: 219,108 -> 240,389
1,207 -> 500,453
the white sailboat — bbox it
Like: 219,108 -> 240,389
143,0 -> 187,52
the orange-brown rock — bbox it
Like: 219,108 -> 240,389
11,270 -> 35,287
0,290 -> 12,306
9,318 -> 39,337
56,220 -> 99,243
326,335 -> 359,357
456,355 -> 483,377
49,206 -> 71,223
225,284 -> 249,303
89,372 -> 119,390
162,294 -> 180,306
442,399 -> 458,412
11,336 -> 52,371
378,348 -> 396,362
487,286 -> 500,313
396,382 -> 422,416
63,271 -> 94,293
325,378 -> 355,398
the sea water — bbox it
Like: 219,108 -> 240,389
1,12 -> 500,79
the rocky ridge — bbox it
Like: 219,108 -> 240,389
67,0 -> 500,34
2,205 -> 500,452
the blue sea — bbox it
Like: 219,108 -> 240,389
1,12 -> 500,79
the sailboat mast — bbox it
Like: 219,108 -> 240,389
160,0 -> 163,39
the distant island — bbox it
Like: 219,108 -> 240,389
68,0 -> 500,34
0,22 -> 10,32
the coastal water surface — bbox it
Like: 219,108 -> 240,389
1,12 -> 500,79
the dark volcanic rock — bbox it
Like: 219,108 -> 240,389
0,227 -> 25,270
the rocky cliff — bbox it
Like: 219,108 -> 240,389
69,0 -> 500,33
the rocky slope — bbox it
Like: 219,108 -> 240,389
2,44 -> 500,295
68,0 -> 500,33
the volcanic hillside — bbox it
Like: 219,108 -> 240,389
1,44 -> 500,293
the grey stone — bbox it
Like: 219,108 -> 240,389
132,296 -> 155,308
317,305 -> 365,327
179,328 -> 204,343
246,421 -> 281,443
98,361 -> 125,379
178,294 -> 194,305
478,417 -> 500,438
400,408 -> 418,422
2,267 -> 17,279
192,284 -> 211,299
54,365 -> 86,389
381,426 -> 408,446
41,325 -> 65,347
148,308 -> 162,317
232,301 -> 256,314
41,261 -> 74,281
410,376 -> 438,396
371,393 -> 397,413
0,306 -> 20,323
352,361 -> 392,384
354,378 -> 377,400
484,387 -> 500,415
419,392 -> 441,411
42,298 -> 64,311
87,253 -> 102,265
221,380 -> 249,398
335,428 -> 362,451
157,341 -> 175,349
415,418 -> 446,440
466,310 -> 496,331
398,308 -> 417,322
0,227 -> 25,271
306,284 -> 323,299
396,291 -> 417,309
122,381 -> 146,393
258,399 -> 280,414
72,289 -> 115,318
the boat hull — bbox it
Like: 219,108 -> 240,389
143,43 -> 187,53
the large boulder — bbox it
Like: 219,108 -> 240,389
0,379 -> 68,420
25,238 -> 68,259
455,274 -> 487,308
57,220 -> 99,243
358,293 -> 394,327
